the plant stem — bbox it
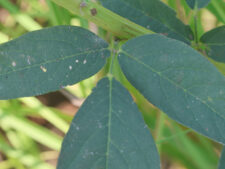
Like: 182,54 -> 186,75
51,0 -> 154,39
155,111 -> 166,153
193,3 -> 199,44
108,36 -> 116,78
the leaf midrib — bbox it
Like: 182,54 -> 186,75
106,77 -> 112,169
0,48 -> 107,77
120,50 -> 225,120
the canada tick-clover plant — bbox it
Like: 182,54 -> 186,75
0,0 -> 225,169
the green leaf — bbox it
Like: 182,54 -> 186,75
201,26 -> 225,63
57,78 -> 160,169
118,34 -> 225,144
99,0 -> 193,44
186,0 -> 210,8
0,26 -> 110,99
200,26 -> 225,75
218,148 -> 225,169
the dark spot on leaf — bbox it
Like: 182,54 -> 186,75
91,8 -> 97,16
114,37 -> 120,42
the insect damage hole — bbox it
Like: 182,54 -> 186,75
90,8 -> 97,16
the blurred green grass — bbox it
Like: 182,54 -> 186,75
0,0 -> 224,169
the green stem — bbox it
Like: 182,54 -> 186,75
107,36 -> 116,79
51,0 -> 154,39
155,111 -> 166,153
193,3 -> 199,44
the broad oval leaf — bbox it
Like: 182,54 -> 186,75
57,78 -> 160,169
118,34 -> 225,144
200,26 -> 225,75
218,148 -> 225,169
100,0 -> 193,44
0,26 -> 110,99
186,0 -> 210,9
201,26 -> 225,63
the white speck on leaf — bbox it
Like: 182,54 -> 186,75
83,59 -> 87,64
207,97 -> 212,102
69,65 -> 72,70
40,66 -> 47,72
97,121 -> 102,128
27,56 -> 31,65
75,59 -> 79,63
12,61 -> 16,67
76,126 -> 80,131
